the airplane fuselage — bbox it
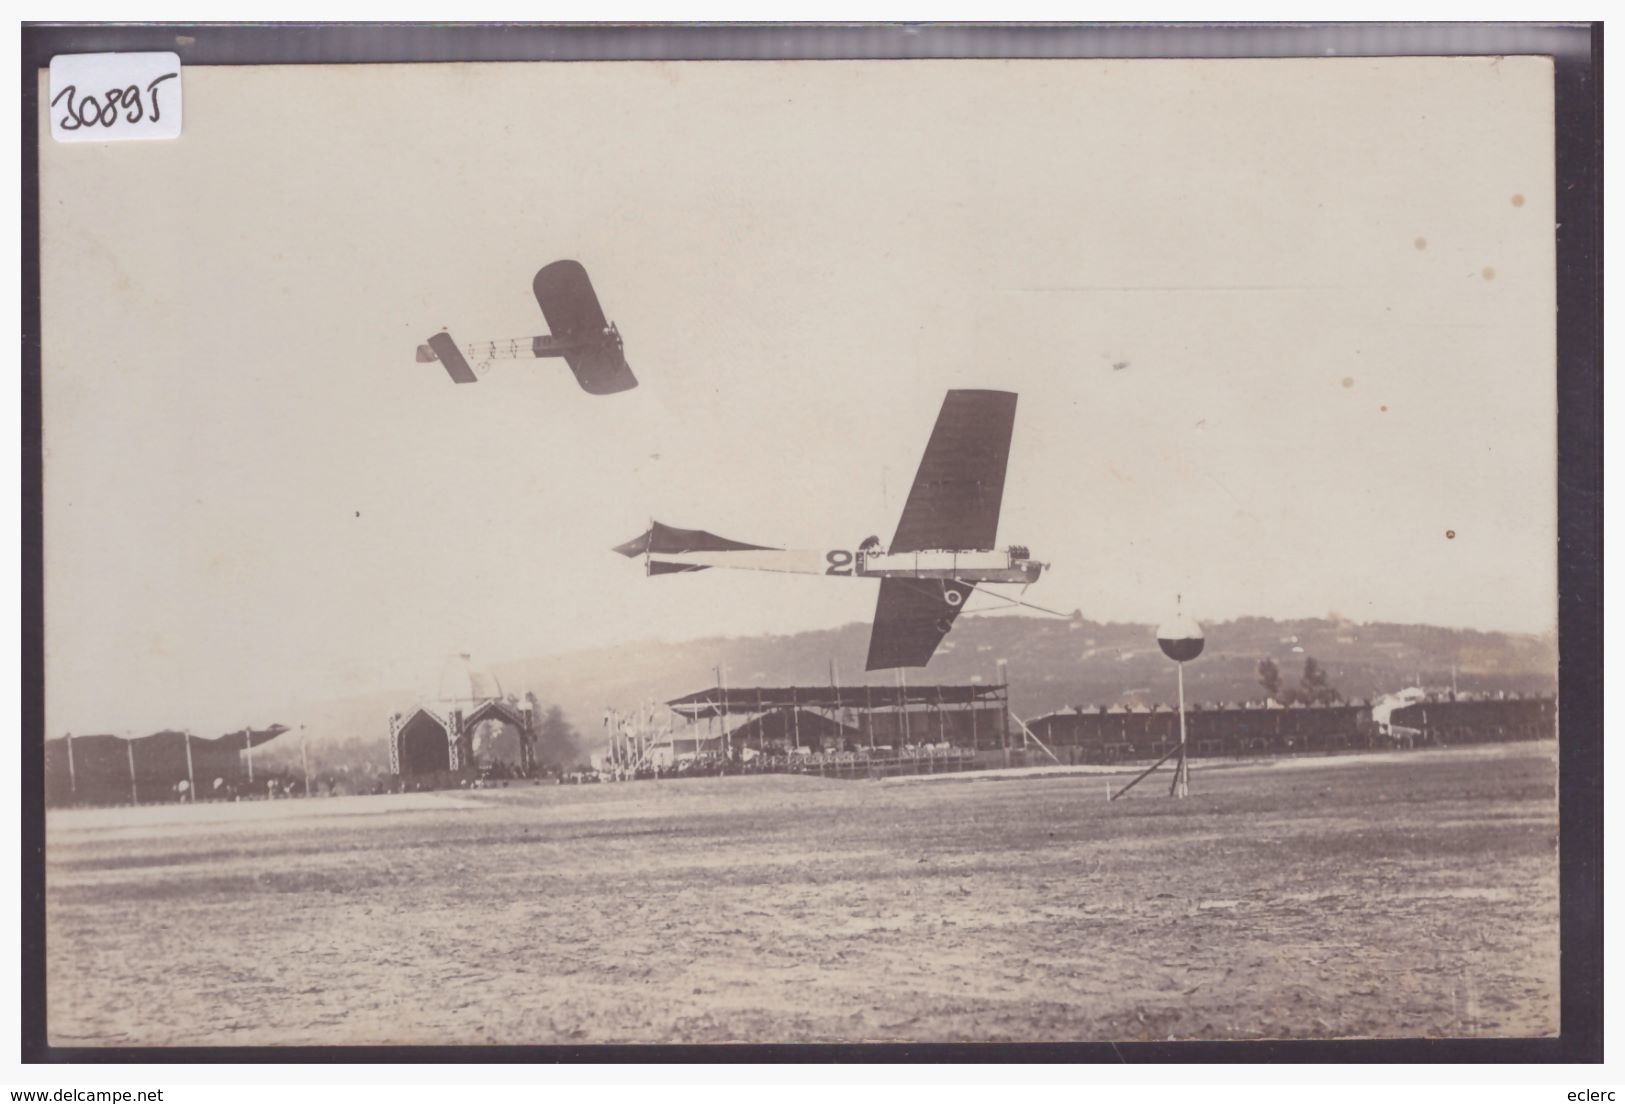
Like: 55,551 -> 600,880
644,546 -> 1045,585
617,389 -> 1032,669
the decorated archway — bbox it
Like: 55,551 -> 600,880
462,698 -> 535,772
387,656 -> 538,782
396,711 -> 452,776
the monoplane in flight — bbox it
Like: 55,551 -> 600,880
416,260 -> 637,394
614,389 -> 1045,670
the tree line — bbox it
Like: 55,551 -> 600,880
1257,656 -> 1342,706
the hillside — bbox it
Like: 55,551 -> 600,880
253,614 -> 1557,780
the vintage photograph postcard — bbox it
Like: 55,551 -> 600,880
35,49 -> 1569,1050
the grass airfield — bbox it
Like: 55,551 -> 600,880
45,742 -> 1558,1046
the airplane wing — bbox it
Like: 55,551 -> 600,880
562,346 -> 638,395
889,390 -> 1018,553
865,578 -> 974,670
533,260 -> 638,394
534,260 -> 609,336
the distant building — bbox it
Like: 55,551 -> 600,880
1025,694 -> 1554,762
45,726 -> 289,807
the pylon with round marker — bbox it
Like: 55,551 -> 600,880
1157,598 -> 1205,798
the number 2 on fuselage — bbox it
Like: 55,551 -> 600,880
824,550 -> 855,576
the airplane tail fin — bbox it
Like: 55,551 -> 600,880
424,332 -> 479,384
613,521 -> 774,575
648,560 -> 710,575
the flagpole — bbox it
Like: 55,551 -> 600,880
831,659 -> 844,743
997,660 -> 1010,767
1174,661 -> 1189,799
1156,597 -> 1204,800
719,665 -> 729,765
898,668 -> 911,745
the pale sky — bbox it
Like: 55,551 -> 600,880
40,58 -> 1558,735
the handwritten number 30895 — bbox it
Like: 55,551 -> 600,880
51,73 -> 177,131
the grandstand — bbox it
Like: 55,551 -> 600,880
665,681 -> 1013,755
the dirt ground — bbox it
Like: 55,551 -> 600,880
44,742 -> 1559,1046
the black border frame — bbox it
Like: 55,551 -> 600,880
19,21 -> 1603,1065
